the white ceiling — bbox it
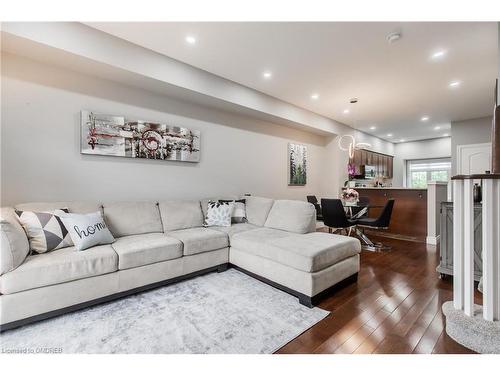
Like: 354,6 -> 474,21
86,22 -> 497,142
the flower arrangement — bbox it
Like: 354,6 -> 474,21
341,188 -> 359,205
347,163 -> 356,180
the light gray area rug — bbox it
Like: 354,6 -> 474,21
0,269 -> 329,354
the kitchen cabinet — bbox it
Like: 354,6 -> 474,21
350,149 -> 394,179
353,148 -> 363,175
387,157 -> 393,178
372,154 -> 380,175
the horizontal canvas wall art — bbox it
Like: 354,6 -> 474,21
81,111 -> 200,162
288,143 -> 307,186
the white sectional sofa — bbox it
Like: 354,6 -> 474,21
0,196 -> 361,331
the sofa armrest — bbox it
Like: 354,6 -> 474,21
1,207 -> 30,275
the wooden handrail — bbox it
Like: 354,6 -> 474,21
452,173 -> 500,180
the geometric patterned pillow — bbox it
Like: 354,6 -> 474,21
204,201 -> 234,227
15,208 -> 74,254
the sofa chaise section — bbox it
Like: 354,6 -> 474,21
229,200 -> 360,306
230,228 -> 360,273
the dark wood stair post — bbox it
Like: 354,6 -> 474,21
493,105 -> 500,174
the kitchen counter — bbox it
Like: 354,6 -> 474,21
353,187 -> 427,190
349,187 -> 428,241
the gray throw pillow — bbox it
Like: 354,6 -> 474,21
60,211 -> 115,251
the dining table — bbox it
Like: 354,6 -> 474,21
342,203 -> 384,220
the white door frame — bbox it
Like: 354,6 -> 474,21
456,142 -> 492,175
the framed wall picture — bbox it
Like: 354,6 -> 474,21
288,143 -> 307,186
81,110 -> 200,162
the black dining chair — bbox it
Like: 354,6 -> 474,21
321,199 -> 356,235
307,195 -> 323,220
355,199 -> 395,251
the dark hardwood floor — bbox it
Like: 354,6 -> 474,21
276,235 -> 480,354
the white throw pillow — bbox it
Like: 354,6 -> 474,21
205,201 -> 234,227
15,208 -> 73,254
60,211 -> 115,251
219,199 -> 246,223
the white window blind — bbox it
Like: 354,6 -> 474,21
406,158 -> 451,188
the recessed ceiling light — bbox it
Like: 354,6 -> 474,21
431,50 -> 447,59
311,93 -> 319,100
421,116 -> 429,122
399,139 -> 405,142
185,35 -> 197,45
369,126 -> 377,130
449,81 -> 461,88
262,71 -> 272,79
343,109 -> 350,114
387,133 -> 393,137
443,133 -> 449,137
434,126 -> 441,130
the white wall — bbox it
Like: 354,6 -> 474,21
0,53 -> 327,205
451,116 -> 492,174
392,137 -> 452,186
1,53 -> 393,206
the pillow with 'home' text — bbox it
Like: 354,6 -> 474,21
60,211 -> 115,251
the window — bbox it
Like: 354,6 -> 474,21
406,158 -> 451,188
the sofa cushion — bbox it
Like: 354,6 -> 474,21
264,200 -> 316,234
111,233 -> 182,270
0,207 -> 30,275
244,196 -> 274,226
158,201 -> 204,232
168,227 -> 229,256
210,223 -> 259,240
14,202 -> 102,214
0,244 -> 118,294
231,228 -> 361,273
103,202 -> 162,237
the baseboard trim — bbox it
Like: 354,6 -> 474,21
0,263 -> 228,333
426,235 -> 441,245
